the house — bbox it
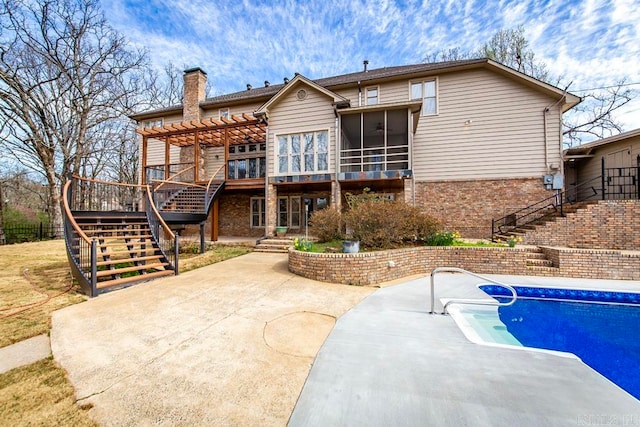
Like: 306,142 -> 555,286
564,128 -> 640,201
130,59 -> 581,240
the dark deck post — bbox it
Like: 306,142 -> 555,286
199,221 -> 205,254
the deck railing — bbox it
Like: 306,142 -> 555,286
62,175 -> 178,296
62,178 -> 97,295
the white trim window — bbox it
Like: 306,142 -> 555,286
365,86 -> 379,105
250,197 -> 265,228
411,79 -> 437,115
219,108 -> 230,119
143,118 -> 163,129
277,130 -> 329,175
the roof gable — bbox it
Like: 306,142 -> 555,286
564,127 -> 640,156
254,74 -> 349,120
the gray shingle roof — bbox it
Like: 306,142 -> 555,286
199,59 -> 486,108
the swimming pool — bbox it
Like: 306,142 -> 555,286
477,285 -> 640,401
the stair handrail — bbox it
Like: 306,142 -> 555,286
491,175 -> 602,240
149,179 -> 206,189
205,164 -> 226,195
62,177 -> 98,296
144,184 -> 178,274
430,267 -> 517,315
204,164 -> 226,212
153,165 -> 196,192
62,179 -> 91,245
144,185 -> 175,241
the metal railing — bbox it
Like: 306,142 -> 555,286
62,175 -> 178,296
205,164 -> 226,213
68,175 -> 145,212
491,176 -> 601,239
62,178 -> 97,296
429,267 -> 517,315
145,186 -> 178,273
1,223 -> 64,244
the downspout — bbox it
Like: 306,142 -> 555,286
264,126 -> 270,237
543,88 -> 568,175
335,115 -> 340,210
357,81 -> 362,107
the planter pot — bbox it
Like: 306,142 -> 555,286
275,226 -> 288,237
342,240 -> 360,254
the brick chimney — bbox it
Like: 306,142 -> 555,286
183,67 -> 207,121
181,67 -> 207,181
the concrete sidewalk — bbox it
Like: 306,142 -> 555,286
0,334 -> 51,374
50,252 -> 374,426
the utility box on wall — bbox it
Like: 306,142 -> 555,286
543,174 -> 564,190
552,174 -> 564,190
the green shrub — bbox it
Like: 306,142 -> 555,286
343,190 -> 440,249
309,208 -> 343,243
293,237 -> 313,251
425,231 -> 460,246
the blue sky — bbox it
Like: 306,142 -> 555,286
101,0 -> 640,133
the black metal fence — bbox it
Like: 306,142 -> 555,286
1,223 -> 63,245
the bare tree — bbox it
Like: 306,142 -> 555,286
423,26 -> 636,146
0,0 -> 147,234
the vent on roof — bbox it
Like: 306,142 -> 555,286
246,84 -> 252,90
264,80 -> 270,87
364,60 -> 369,72
284,77 -> 289,84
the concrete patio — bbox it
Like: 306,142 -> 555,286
50,253 -> 640,426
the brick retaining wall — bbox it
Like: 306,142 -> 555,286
524,200 -> 640,250
289,246 -> 640,285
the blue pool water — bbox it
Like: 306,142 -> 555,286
480,285 -> 640,400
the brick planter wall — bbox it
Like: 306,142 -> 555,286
289,246 -> 640,285
524,200 -> 640,250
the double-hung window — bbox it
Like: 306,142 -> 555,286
250,197 -> 265,228
277,130 -> 329,175
411,80 -> 437,115
365,87 -> 379,105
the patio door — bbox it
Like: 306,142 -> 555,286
277,196 -> 302,229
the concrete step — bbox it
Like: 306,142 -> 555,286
253,247 -> 290,253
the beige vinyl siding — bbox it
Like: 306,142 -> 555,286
139,113 -> 183,174
201,102 -> 263,120
335,80 -> 412,107
576,136 -> 640,185
266,83 -> 336,176
412,69 -> 563,181
204,146 -> 226,178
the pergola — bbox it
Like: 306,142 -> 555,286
137,113 -> 267,183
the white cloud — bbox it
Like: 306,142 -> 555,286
99,0 -> 640,131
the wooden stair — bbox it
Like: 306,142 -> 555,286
73,212 -> 174,292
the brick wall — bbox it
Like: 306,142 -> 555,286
215,193 -> 264,237
289,246 -> 640,285
414,178 -> 550,239
524,200 -> 640,250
